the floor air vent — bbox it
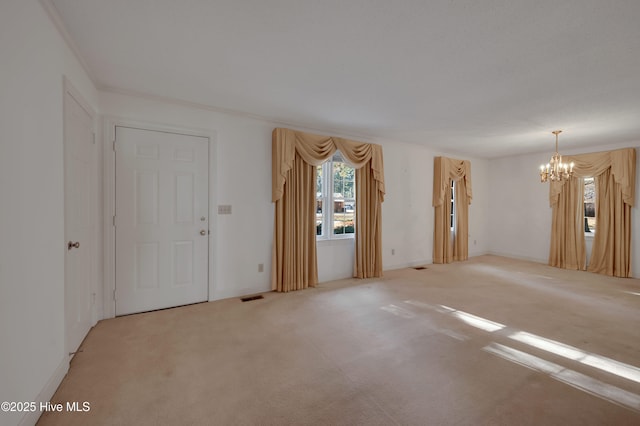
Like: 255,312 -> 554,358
241,295 -> 264,302
413,266 -> 427,270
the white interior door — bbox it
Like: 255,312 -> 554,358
64,87 -> 95,357
115,127 -> 209,316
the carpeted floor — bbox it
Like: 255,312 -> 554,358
38,255 -> 640,425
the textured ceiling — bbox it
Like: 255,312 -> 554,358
49,0 -> 640,158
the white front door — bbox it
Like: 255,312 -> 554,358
115,127 -> 209,316
64,86 -> 95,357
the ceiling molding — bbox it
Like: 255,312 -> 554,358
38,0 -> 98,87
102,84 -> 494,159
99,85 -> 386,145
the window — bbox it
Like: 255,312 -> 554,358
316,151 -> 355,239
584,177 -> 596,233
450,180 -> 455,230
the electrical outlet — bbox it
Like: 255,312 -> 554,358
258,263 -> 264,272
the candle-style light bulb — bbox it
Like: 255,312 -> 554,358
539,130 -> 571,183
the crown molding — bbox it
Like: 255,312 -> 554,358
99,86 -> 497,159
39,0 -> 98,87
99,84 -> 383,144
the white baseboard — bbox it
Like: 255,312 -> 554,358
19,358 -> 69,426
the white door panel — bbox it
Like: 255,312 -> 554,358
115,127 -> 209,316
64,88 -> 94,357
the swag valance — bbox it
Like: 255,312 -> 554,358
433,157 -> 473,264
549,148 -> 635,207
432,157 -> 473,207
272,128 -> 385,203
547,147 -> 636,277
271,128 -> 385,292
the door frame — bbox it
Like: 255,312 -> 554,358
63,77 -> 98,347
102,117 -> 217,318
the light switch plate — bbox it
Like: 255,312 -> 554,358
218,205 -> 232,215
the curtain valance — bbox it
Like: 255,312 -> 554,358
547,147 -> 635,278
272,128 -> 385,203
549,148 -> 636,207
271,127 -> 385,292
432,157 -> 473,207
433,156 -> 472,264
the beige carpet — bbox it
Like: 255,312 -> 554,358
38,255 -> 640,425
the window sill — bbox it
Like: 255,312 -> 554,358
316,237 -> 355,247
585,232 -> 595,239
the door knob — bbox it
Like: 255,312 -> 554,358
200,230 -> 207,236
67,241 -> 80,250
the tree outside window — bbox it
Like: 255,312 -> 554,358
584,177 -> 596,233
316,151 -> 355,238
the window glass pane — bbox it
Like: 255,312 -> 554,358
316,202 -> 323,235
343,181 -> 354,199
332,152 -> 355,236
450,181 -> 455,229
584,177 -> 596,233
316,152 -> 356,239
316,166 -> 323,236
316,165 -> 323,194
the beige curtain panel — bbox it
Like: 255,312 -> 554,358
271,128 -> 385,292
433,157 -> 472,264
549,177 -> 586,270
548,147 -> 636,277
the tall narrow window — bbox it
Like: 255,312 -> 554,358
450,180 -> 455,230
316,151 -> 355,239
584,177 -> 596,233
316,165 -> 324,235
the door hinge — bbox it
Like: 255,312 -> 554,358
112,215 -> 116,227
113,140 -> 117,152
113,289 -> 116,301
92,132 -> 96,144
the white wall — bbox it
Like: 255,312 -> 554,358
317,239 -> 355,282
380,141 -> 490,270
304,138 -> 491,280
0,1 -> 99,425
488,151 -> 552,263
380,141 -> 434,269
100,92 -> 492,291
467,156 -> 490,258
100,91 -> 367,293
488,142 -> 640,278
99,92 -> 276,301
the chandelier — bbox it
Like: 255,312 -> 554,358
539,130 -> 574,183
